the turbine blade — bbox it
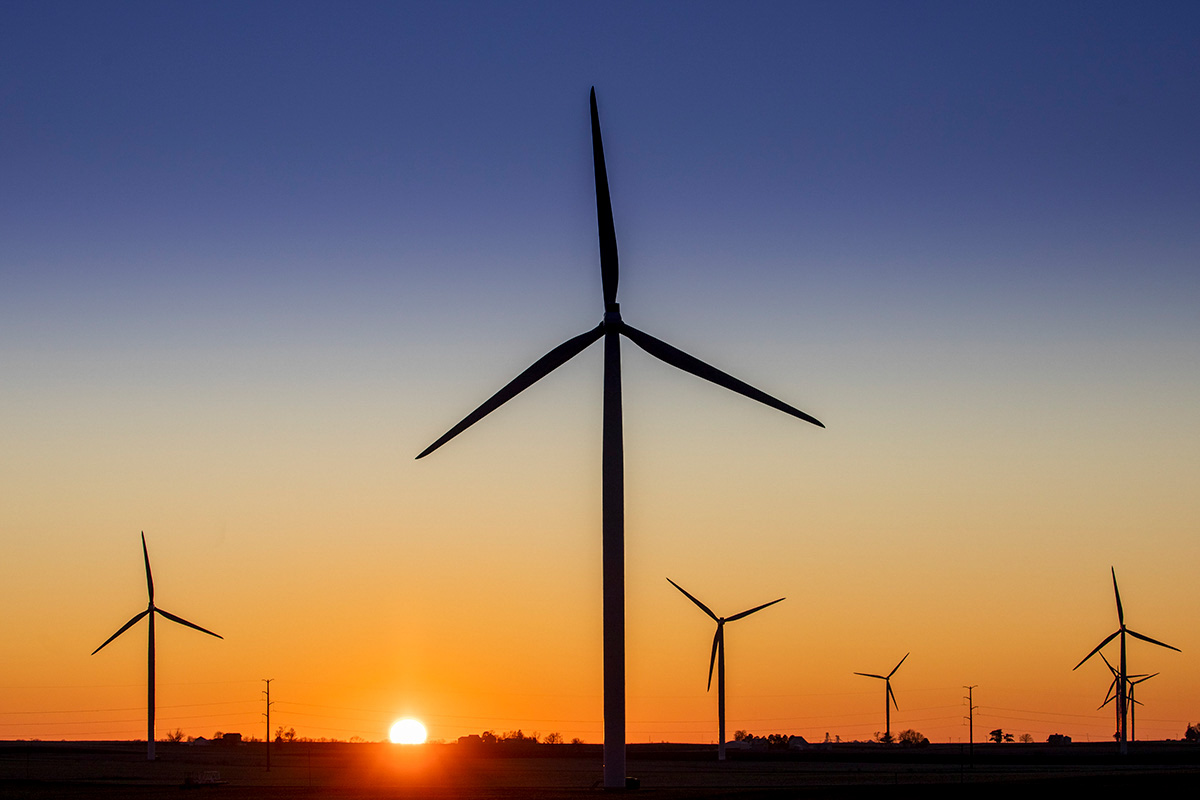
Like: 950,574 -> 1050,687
1111,567 -> 1124,627
155,608 -> 223,640
1073,630 -> 1120,670
416,324 -> 605,459
854,672 -> 886,680
887,652 -> 909,679
726,597 -> 785,622
707,628 -> 721,691
91,610 -> 149,655
590,88 -> 618,310
141,532 -> 154,603
667,578 -> 718,621
1126,628 -> 1181,653
1100,651 -> 1117,675
888,682 -> 898,710
1102,677 -> 1118,705
1130,673 -> 1159,685
1098,694 -> 1116,710
621,324 -> 824,428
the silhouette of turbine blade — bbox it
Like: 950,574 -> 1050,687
155,608 -> 223,639
1111,567 -> 1124,627
888,652 -> 909,679
1130,673 -> 1159,685
1101,674 -> 1120,705
141,532 -> 154,602
416,324 -> 605,459
855,672 -> 886,680
1073,630 -> 1120,670
1126,628 -> 1181,653
707,628 -> 721,691
888,682 -> 898,710
667,578 -> 718,621
621,324 -> 824,427
92,609 -> 150,655
590,88 -> 618,309
726,597 -> 785,622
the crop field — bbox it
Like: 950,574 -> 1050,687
2,741 -> 1199,798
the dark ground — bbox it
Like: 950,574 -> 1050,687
2,740 -> 1198,798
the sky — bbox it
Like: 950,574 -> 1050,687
2,1 -> 1199,747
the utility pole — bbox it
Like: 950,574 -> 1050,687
963,685 -> 978,767
262,679 -> 274,772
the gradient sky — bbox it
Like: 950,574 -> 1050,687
3,1 -> 1199,746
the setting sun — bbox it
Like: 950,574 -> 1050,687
389,718 -> 428,744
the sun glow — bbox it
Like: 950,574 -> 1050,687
389,718 -> 427,744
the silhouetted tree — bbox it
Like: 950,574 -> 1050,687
275,726 -> 296,743
1186,723 -> 1200,742
733,730 -> 750,742
1019,733 -> 1034,743
988,728 -> 1013,743
543,732 -> 564,744
570,737 -> 584,745
162,728 -> 184,743
896,729 -> 928,747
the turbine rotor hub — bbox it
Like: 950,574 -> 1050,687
604,304 -> 621,327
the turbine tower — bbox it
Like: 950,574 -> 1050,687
667,578 -> 784,761
417,89 -> 824,789
92,533 -> 223,760
854,653 -> 908,742
1073,567 -> 1179,755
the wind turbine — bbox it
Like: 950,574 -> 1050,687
1125,673 -> 1157,743
1073,567 -> 1179,754
92,533 -> 223,760
667,578 -> 784,761
854,653 -> 908,742
417,89 -> 824,788
1098,653 -> 1157,744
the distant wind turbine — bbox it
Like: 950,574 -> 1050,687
417,89 -> 824,788
1073,567 -> 1178,754
854,653 -> 908,742
1098,653 -> 1157,744
92,533 -> 223,760
1125,673 -> 1157,743
667,578 -> 784,761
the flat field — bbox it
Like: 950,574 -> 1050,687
2,741 -> 1198,798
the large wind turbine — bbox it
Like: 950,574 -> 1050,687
1073,567 -> 1178,754
854,653 -> 908,742
417,89 -> 824,788
667,578 -> 784,761
92,533 -> 223,760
